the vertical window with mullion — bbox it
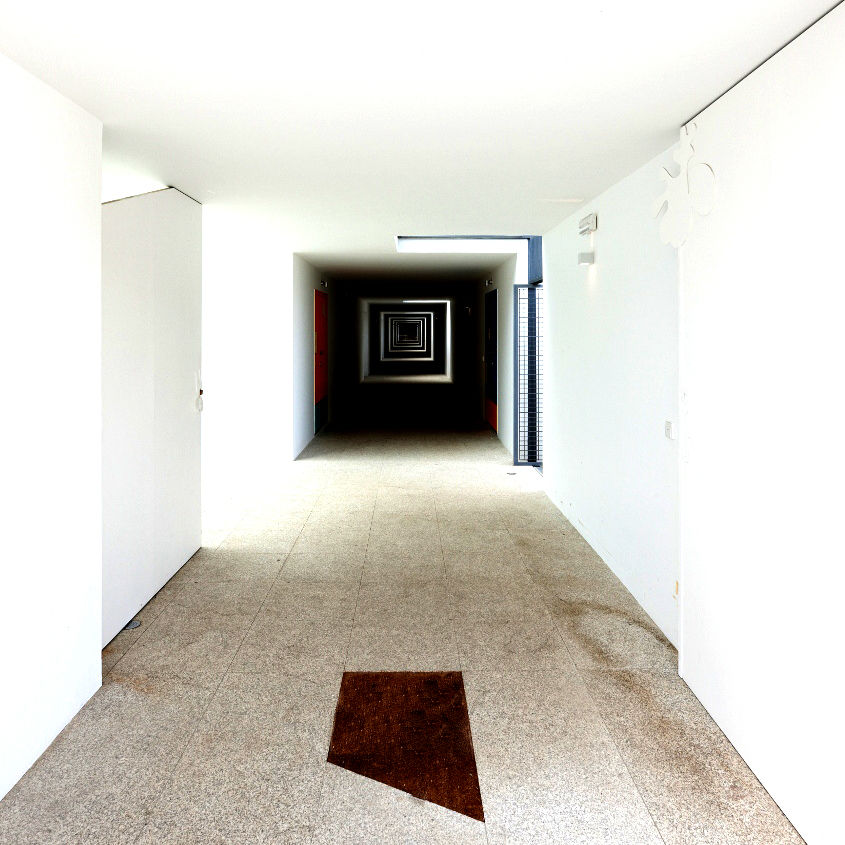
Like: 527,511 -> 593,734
514,284 -> 543,467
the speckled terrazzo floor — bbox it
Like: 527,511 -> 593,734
0,430 -> 803,844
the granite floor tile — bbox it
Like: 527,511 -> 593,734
312,764 -> 487,845
443,550 -> 530,581
365,535 -> 443,563
346,581 -> 459,670
345,621 -> 460,671
541,585 -> 678,671
203,667 -> 342,731
373,489 -> 437,520
231,614 -> 353,674
377,470 -> 442,490
0,430 -> 800,845
510,529 -> 604,571
102,618 -> 153,676
304,507 -> 373,534
102,633 -> 135,675
262,579 -> 358,621
311,495 -> 375,513
525,558 -> 624,594
0,675 -> 211,845
229,581 -> 358,674
316,481 -> 380,499
439,526 -> 522,559
137,672 -> 340,844
362,549 -> 445,584
291,524 -> 370,557
366,519 -> 442,559
235,510 -> 312,531
453,613 -> 572,671
435,504 -> 519,530
217,525 -> 303,554
583,668 -> 804,845
353,580 -> 451,618
168,575 -> 274,617
175,549 -> 287,582
372,488 -> 436,507
450,578 -> 573,670
281,550 -> 365,582
111,604 -> 256,688
102,574 -> 187,674
464,669 -> 663,845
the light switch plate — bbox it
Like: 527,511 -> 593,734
665,421 -> 675,440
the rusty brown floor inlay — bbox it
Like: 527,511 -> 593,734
327,671 -> 484,821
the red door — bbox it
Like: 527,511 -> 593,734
314,290 -> 328,432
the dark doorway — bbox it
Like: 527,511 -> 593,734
329,278 -> 482,430
484,288 -> 498,431
315,289 -> 328,432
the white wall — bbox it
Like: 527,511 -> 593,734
292,255 -> 323,458
201,206 -> 294,542
543,150 -> 680,644
102,189 -> 202,646
0,52 -> 102,800
679,7 -> 844,842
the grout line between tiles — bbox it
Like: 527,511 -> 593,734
340,492 -> 373,671
530,568 -> 670,845
434,497 -> 464,674
572,664 -> 669,845
437,497 -> 492,844
105,575 -> 190,677
129,495 -> 315,845
310,447 -> 379,843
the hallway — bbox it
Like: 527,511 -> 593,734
0,432 -> 800,844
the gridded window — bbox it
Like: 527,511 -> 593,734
515,285 -> 543,466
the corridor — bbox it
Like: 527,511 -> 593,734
0,431 -> 800,844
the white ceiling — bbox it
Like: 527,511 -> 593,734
0,0 -> 836,274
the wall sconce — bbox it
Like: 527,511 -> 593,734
578,213 -> 598,235
320,279 -> 328,289
579,212 -> 597,266
484,279 -> 493,287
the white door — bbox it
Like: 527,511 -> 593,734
102,188 -> 201,647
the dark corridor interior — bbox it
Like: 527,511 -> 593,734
327,277 -> 485,430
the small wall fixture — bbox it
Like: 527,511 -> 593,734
484,279 -> 493,287
320,279 -> 328,289
578,213 -> 598,235
578,252 -> 595,266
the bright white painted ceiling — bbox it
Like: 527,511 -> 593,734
0,0 -> 835,273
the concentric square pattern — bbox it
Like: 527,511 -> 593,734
380,311 -> 434,361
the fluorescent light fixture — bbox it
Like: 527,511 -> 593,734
578,252 -> 595,266
396,236 -> 528,255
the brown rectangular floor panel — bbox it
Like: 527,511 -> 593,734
327,671 -> 485,822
